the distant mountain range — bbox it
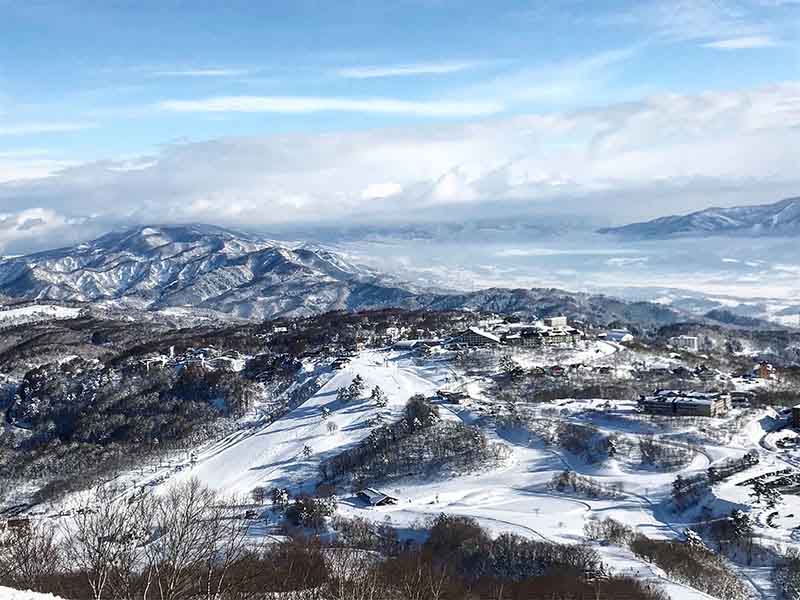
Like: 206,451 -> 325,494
598,196 -> 800,239
0,225 -> 420,321
0,224 -> 686,326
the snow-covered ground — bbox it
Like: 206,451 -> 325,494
28,342 -> 800,599
0,304 -> 80,326
0,588 -> 63,600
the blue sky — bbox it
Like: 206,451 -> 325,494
0,0 -> 799,249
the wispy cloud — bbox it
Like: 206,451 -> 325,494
603,0 -> 797,47
0,122 -> 95,136
703,35 -> 779,49
461,47 -> 638,107
157,95 -> 504,117
148,68 -> 253,78
335,61 -> 484,79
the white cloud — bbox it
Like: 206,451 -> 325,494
703,35 -> 779,48
604,0 -> 797,47
361,182 -> 403,199
157,95 -> 504,117
336,61 -> 484,79
2,82 -> 800,251
0,122 -> 95,136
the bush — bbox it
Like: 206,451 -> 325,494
549,470 -> 624,499
583,517 -> 636,546
284,495 -> 337,529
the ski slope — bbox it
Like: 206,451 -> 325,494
171,350 -> 447,496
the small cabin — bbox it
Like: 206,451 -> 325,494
356,488 -> 398,507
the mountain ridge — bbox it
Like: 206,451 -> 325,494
0,223 -> 686,326
598,196 -> 800,239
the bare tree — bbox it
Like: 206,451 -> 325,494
0,520 -> 61,592
62,486 -> 153,600
143,478 -> 248,600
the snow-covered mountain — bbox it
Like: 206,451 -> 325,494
598,196 -> 800,239
0,225 -> 415,320
0,224 -> 687,325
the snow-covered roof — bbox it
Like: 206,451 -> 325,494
357,487 -> 397,505
642,390 -> 727,406
605,329 -> 633,342
393,340 -> 422,349
466,327 -> 502,343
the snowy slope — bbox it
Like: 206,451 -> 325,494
170,349 -> 445,496
600,196 -> 800,239
0,304 -> 81,326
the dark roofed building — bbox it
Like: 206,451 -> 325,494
357,488 -> 398,507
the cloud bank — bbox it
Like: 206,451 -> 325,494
1,82 -> 799,252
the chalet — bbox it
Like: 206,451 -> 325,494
393,339 -> 424,351
437,389 -> 470,404
357,488 -> 398,507
638,390 -> 731,418
450,327 -> 502,347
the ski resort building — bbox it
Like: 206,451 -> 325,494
450,327 -> 502,346
500,320 -> 582,348
669,335 -> 700,352
638,390 -> 731,417
543,316 -> 568,328
603,329 -> 634,343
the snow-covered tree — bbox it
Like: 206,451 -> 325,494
336,386 -> 351,402
685,529 -> 705,549
371,385 -> 388,407
270,487 -> 290,510
348,374 -> 365,399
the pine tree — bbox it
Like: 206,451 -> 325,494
750,479 -> 767,506
349,374 -> 365,399
371,385 -> 388,407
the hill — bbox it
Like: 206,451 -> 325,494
598,196 -> 800,239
